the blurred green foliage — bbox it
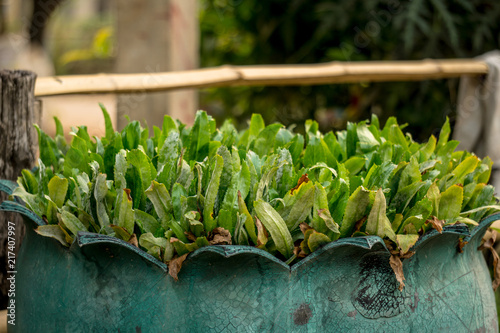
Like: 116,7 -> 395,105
59,27 -> 114,66
199,0 -> 500,140
48,11 -> 115,75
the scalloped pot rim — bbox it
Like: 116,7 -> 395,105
3,202 -> 500,273
32,211 -> 500,275
1,179 -> 499,275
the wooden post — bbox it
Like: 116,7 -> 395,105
166,0 -> 199,126
115,0 -> 198,130
0,70 -> 37,309
115,0 -> 171,130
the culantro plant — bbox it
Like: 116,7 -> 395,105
12,108 -> 500,288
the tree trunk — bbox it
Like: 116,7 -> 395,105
115,0 -> 198,130
0,70 -> 38,309
29,0 -> 65,46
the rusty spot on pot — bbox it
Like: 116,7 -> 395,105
293,303 -> 312,326
347,310 -> 357,318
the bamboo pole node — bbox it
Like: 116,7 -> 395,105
34,59 -> 489,97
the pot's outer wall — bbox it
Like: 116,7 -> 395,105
0,178 -> 497,333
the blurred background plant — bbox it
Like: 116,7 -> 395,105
33,0 -> 500,140
198,0 -> 500,140
47,4 -> 114,75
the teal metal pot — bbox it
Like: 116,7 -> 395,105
0,179 -> 498,332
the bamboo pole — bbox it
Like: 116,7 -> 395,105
34,59 -> 489,97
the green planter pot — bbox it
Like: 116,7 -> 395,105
0,179 -> 498,332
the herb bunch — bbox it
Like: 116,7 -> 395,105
13,108 -> 499,280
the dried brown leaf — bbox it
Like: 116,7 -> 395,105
479,232 -> 500,290
124,188 -> 133,201
170,237 -> 179,243
290,174 -> 310,195
127,233 -> 138,247
492,250 -> 500,291
255,217 -> 268,247
293,246 -> 307,258
389,255 -> 405,291
178,148 -> 185,169
482,230 -> 497,249
354,216 -> 367,233
208,227 -> 232,245
429,216 -> 444,233
457,238 -> 468,253
384,239 -> 395,250
168,253 -> 188,281
384,239 -> 399,256
299,223 -> 313,235
185,231 -> 197,242
400,251 -> 415,259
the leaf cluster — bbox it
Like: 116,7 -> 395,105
14,108 -> 499,268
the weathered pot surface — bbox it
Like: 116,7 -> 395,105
0,179 -> 498,332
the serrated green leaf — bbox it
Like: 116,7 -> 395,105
134,210 -> 161,234
436,117 -> 450,151
238,191 -> 257,244
35,225 -> 71,247
425,182 -> 441,217
391,214 -> 404,232
469,184 -> 495,221
307,231 -> 331,252
187,110 -> 210,162
461,205 -> 500,216
357,123 -> 379,152
20,169 -> 38,194
45,196 -> 58,224
204,154 -> 224,232
248,113 -> 265,145
340,186 -> 371,237
274,128 -> 294,149
396,234 -> 419,254
477,156 -> 493,184
58,210 -> 87,236
35,124 -> 60,169
311,183 -> 338,235
447,155 -> 479,186
109,225 -> 132,241
435,140 -> 460,178
99,103 -> 115,141
344,156 -> 366,175
366,188 -> 395,241
171,183 -> 188,229
139,232 -> 168,251
251,123 -> 283,157
283,183 -> 315,230
254,199 -> 294,259
94,173 -> 110,229
387,124 -> 408,150
419,135 -> 436,161
399,156 -> 421,191
114,150 -> 127,191
145,180 -> 173,220
48,175 -> 68,208
115,189 -> 134,234
438,185 -> 463,220
389,181 -> 425,214
364,161 -> 397,190
400,198 -> 433,232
